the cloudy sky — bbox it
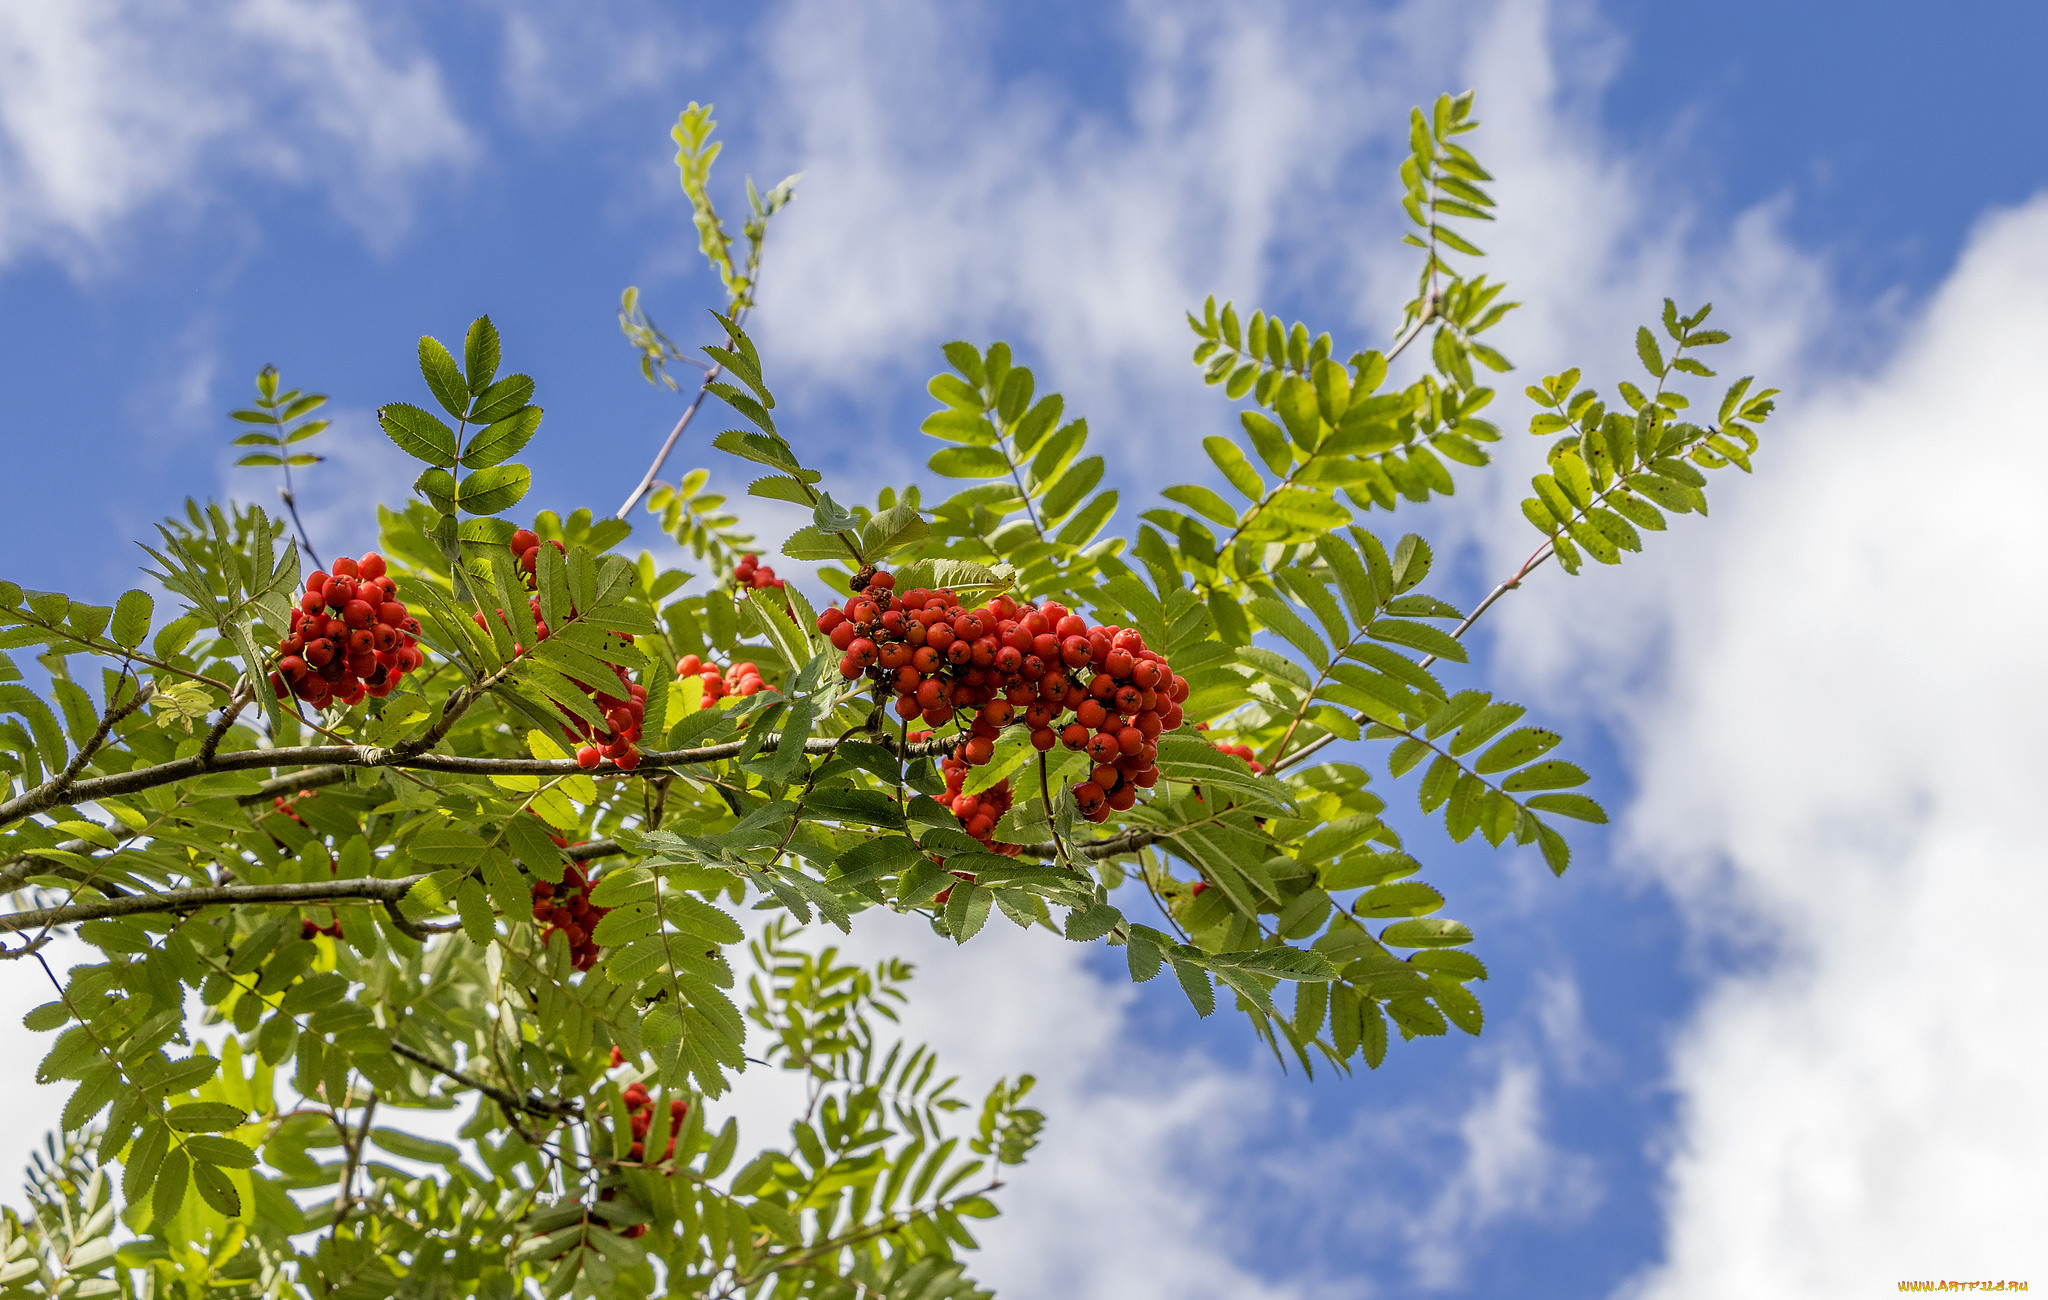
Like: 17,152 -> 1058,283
1,1 -> 2043,1295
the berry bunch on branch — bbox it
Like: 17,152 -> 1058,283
531,861 -> 609,972
673,654 -> 774,703
731,551 -> 787,594
817,569 -> 1189,823
483,531 -> 650,771
272,552 -> 423,708
938,752 -> 1018,854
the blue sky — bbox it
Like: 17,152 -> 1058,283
2,3 -> 2044,1297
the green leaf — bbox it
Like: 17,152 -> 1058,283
111,590 -> 154,648
1163,485 -> 1238,527
1356,881 -> 1445,919
863,502 -> 929,558
191,1159 -> 242,1217
1247,597 -> 1329,672
712,428 -> 801,473
379,404 -> 458,466
419,336 -> 470,419
1474,727 -> 1561,775
414,468 -> 456,514
407,827 -> 487,864
782,526 -> 854,562
166,1102 -> 247,1132
465,315 -> 501,394
461,406 -> 542,470
1042,456 -> 1104,522
1389,534 -> 1432,591
458,464 -> 532,516
1499,760 -> 1588,792
153,1149 -> 189,1224
928,446 -> 1011,478
470,373 -> 535,424
1240,412 -> 1293,476
21,1001 -> 69,1032
1525,792 -> 1607,823
1379,917 -> 1473,949
1204,436 -> 1265,501
1368,617 -> 1467,663
1065,903 -> 1122,942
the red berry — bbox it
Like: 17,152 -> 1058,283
577,746 -> 601,770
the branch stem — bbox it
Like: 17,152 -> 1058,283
615,365 -> 722,521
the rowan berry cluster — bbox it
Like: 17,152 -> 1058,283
299,918 -> 344,940
272,553 -> 424,709
731,552 -> 787,593
507,528 -> 566,586
673,654 -> 774,705
1191,723 -> 1266,774
938,753 -> 1020,855
530,863 -> 608,972
485,535 -> 649,771
621,1080 -> 687,1165
271,789 -> 315,823
1212,742 -> 1264,775
817,571 -> 1189,823
561,660 -> 646,772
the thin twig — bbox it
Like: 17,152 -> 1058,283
279,485 -> 322,571
47,677 -> 153,797
198,682 -> 256,765
1384,296 -> 1437,365
1271,524 -> 1553,775
330,1091 -> 377,1231
616,367 -> 722,520
1037,752 -> 1073,869
389,1040 -> 579,1123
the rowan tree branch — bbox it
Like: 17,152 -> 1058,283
389,1040 -> 581,1121
0,876 -> 425,934
616,380 -> 717,521
0,732 -> 960,832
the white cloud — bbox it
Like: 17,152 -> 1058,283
745,0 -> 1457,496
1604,196 -> 2048,1297
1368,5 -> 2048,1292
1533,970 -> 1600,1084
0,0 -> 471,271
1408,1056 -> 1600,1289
1390,5 -> 2048,1293
483,0 -> 701,133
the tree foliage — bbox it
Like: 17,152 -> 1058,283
0,92 -> 1773,1296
